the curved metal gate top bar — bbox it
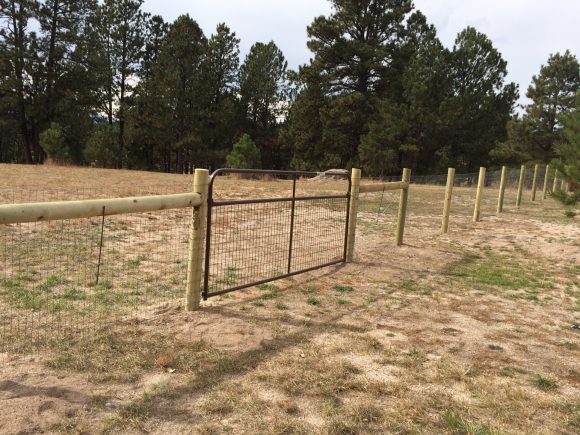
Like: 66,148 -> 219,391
203,169 -> 351,299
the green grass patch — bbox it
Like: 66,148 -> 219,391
445,251 -> 550,292
126,255 -> 147,268
442,408 -> 501,434
531,374 -> 559,391
307,296 -> 320,306
333,284 -> 354,293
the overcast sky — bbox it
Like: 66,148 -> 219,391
142,0 -> 580,108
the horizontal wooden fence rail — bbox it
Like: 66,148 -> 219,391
358,181 -> 409,194
0,192 -> 202,225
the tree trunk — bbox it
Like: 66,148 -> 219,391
45,0 -> 60,123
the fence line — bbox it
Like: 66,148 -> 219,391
0,163 -> 562,356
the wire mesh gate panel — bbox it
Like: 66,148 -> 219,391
203,169 -> 351,299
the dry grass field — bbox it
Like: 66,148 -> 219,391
0,163 -> 579,434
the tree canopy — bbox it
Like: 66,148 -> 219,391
0,0 -> 577,176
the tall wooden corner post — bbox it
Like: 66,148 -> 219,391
186,168 -> 209,311
530,163 -> 539,201
516,164 -> 526,207
396,168 -> 411,246
441,168 -> 455,234
346,168 -> 361,262
542,164 -> 550,200
497,166 -> 508,214
472,167 -> 486,222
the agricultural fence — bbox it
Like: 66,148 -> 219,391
0,163 -> 564,355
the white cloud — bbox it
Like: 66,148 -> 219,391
143,0 -> 580,106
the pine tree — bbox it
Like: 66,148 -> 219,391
552,92 -> 580,188
226,134 -> 261,169
440,27 -> 518,170
525,51 -> 580,160
239,41 -> 289,168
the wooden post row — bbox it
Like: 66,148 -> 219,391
530,164 -> 539,201
473,167 -> 486,222
346,168 -> 361,262
185,168 -> 209,311
441,168 -> 455,234
396,168 -> 411,246
516,165 -> 525,207
497,166 -> 508,214
542,164 -> 550,199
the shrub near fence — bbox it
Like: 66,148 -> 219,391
0,164 -> 556,355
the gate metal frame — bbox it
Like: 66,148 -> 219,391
202,169 -> 351,299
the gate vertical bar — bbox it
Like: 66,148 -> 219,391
346,168 -> 361,261
186,168 -> 209,311
287,175 -> 297,273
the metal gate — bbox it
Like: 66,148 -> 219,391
203,169 -> 351,299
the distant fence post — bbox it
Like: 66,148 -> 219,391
552,169 -> 559,192
396,168 -> 411,246
185,168 -> 209,311
346,168 -> 361,262
441,167 -> 455,234
516,164 -> 526,207
542,164 -> 550,199
531,164 -> 539,201
472,167 -> 486,222
497,166 -> 508,214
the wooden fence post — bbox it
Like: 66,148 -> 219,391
346,168 -> 361,262
561,179 -> 566,192
441,167 -> 455,234
531,164 -> 539,201
396,168 -> 411,246
516,164 -> 525,207
497,166 -> 508,214
473,167 -> 486,222
542,164 -> 550,199
552,169 -> 559,192
185,168 -> 209,311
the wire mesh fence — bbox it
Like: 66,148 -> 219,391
204,171 -> 350,298
357,165 -> 554,245
0,187 -> 191,355
0,164 -> 555,356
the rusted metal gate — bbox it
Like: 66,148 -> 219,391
203,169 -> 351,299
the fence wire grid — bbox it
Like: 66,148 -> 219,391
204,173 -> 350,298
0,186 -> 191,355
1,165 -> 556,356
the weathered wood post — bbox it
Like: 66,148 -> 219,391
346,168 -> 361,262
396,168 -> 411,246
552,169 -> 559,192
531,164 -> 539,201
472,167 -> 486,222
185,168 -> 209,311
516,164 -> 526,207
441,168 -> 455,234
561,179 -> 566,192
542,164 -> 550,199
497,166 -> 508,214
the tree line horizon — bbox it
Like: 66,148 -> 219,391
1,0 -> 579,177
